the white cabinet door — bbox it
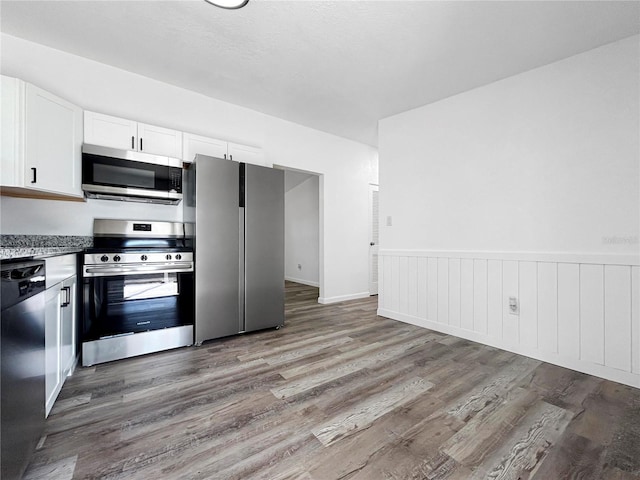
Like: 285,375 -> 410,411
1,75 -> 24,186
84,112 -> 182,158
228,142 -> 268,167
182,132 -> 228,163
138,122 -> 183,158
25,83 -> 83,197
45,286 -> 62,417
60,275 -> 77,378
44,254 -> 78,417
84,111 -> 137,151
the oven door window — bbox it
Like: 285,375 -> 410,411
85,272 -> 192,340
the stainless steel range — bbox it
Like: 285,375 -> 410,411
81,219 -> 194,366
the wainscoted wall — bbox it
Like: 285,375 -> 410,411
377,250 -> 640,388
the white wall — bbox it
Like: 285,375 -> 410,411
0,34 -> 378,303
285,175 -> 320,287
378,35 -> 640,388
380,35 -> 639,255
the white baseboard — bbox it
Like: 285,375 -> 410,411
318,291 -> 371,304
285,276 -> 319,288
378,307 -> 640,389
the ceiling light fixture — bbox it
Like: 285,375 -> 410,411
204,0 -> 249,9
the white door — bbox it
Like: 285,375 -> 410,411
84,111 -> 138,151
45,286 -> 62,417
183,132 -> 228,163
228,142 -> 267,166
25,83 -> 83,196
60,275 -> 77,378
137,122 -> 183,158
1,75 -> 23,187
368,184 -> 379,295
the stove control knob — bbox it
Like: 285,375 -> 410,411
100,255 -> 109,263
175,254 -> 182,260
166,254 -> 172,260
141,255 -> 148,261
113,255 -> 121,262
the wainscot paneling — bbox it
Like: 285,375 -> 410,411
487,259 -> 502,341
460,259 -> 474,332
557,263 -> 580,359
417,257 -> 428,320
437,257 -> 449,325
537,262 -> 558,355
633,267 -> 640,374
378,250 -> 640,388
519,261 -> 538,350
473,259 -> 488,335
580,264 -> 604,365
427,258 -> 438,322
604,265 -> 632,372
502,260 -> 519,347
448,258 -> 461,328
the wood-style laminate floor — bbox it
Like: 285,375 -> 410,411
24,282 -> 640,480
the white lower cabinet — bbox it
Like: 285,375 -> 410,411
45,255 -> 78,417
60,275 -> 77,379
45,286 -> 63,417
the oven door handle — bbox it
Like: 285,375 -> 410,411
84,263 -> 193,277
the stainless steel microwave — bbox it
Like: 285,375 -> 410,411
81,144 -> 183,205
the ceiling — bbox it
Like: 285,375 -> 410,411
1,1 -> 638,147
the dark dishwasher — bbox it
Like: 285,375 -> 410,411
1,259 -> 46,480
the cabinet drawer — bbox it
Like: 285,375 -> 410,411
45,254 -> 77,289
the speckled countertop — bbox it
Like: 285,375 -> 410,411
0,235 -> 93,261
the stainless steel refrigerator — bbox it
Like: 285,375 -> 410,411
185,154 -> 284,344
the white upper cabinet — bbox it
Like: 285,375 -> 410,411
84,111 -> 182,158
228,142 -> 268,167
1,75 -> 83,198
1,76 -> 24,187
84,111 -> 137,151
137,122 -> 182,158
183,132 -> 267,167
182,132 -> 228,163
25,83 -> 83,197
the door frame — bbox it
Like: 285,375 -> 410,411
368,183 -> 379,296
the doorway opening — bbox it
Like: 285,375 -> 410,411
278,167 -> 322,302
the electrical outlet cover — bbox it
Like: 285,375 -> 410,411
508,296 -> 519,315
